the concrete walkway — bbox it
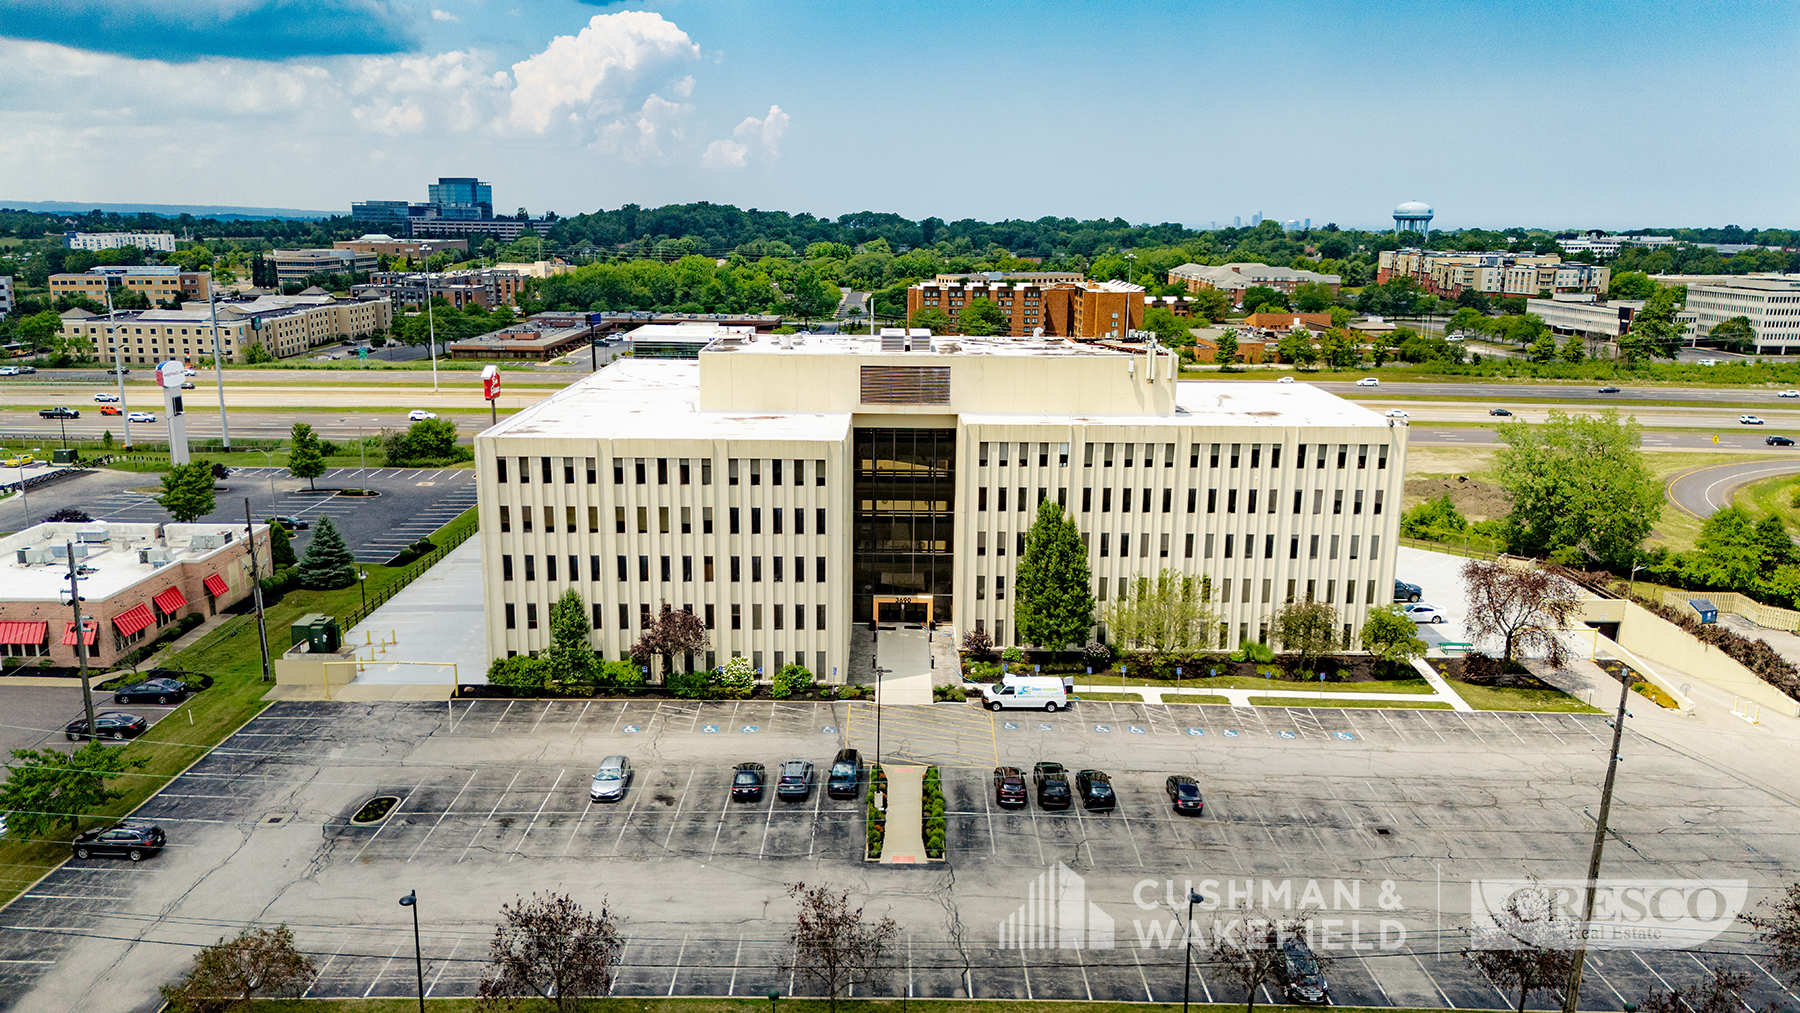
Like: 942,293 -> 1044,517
877,764 -> 928,864
1072,682 -> 1458,708
871,626 -> 934,705
343,537 -> 486,686
1410,656 -> 1475,711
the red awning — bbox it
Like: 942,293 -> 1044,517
152,586 -> 188,614
62,621 -> 98,646
113,604 -> 154,637
203,573 -> 228,597
0,620 -> 47,646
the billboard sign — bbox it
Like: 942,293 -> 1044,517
481,364 -> 501,400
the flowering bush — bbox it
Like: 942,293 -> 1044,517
711,656 -> 755,699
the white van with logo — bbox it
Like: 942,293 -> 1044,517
980,676 -> 1069,712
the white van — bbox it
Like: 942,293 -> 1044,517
980,676 -> 1069,712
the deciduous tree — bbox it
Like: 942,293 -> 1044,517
160,924 -> 316,1013
1635,965 -> 1752,1013
1142,305 -> 1195,345
1462,943 -> 1572,1013
0,743 -> 146,838
1212,327 -> 1239,366
1101,569 -> 1215,657
157,460 -> 217,523
476,892 -> 623,1013
1014,501 -> 1094,651
287,422 -> 325,491
1360,604 -> 1427,668
959,297 -> 1009,336
630,602 -> 710,679
1746,881 -> 1800,989
1620,283 -> 1687,362
1460,559 -> 1578,665
1208,905 -> 1313,1013
908,306 -> 952,335
1272,599 -> 1339,674
781,881 -> 900,1013
1494,409 -> 1661,569
1706,315 -> 1757,353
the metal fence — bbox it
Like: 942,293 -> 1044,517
339,517 -> 478,630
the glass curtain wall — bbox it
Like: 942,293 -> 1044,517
853,428 -> 956,625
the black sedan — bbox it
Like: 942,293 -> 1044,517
65,712 -> 148,741
993,766 -> 1027,807
270,515 -> 310,530
1598,385 -> 1621,394
1075,769 -> 1116,811
73,820 -> 165,861
1165,775 -> 1205,815
1033,761 -> 1072,809
1768,436 -> 1795,447
1488,408 -> 1513,416
731,762 -> 766,802
113,677 -> 196,705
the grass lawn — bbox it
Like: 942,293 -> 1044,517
1071,691 -> 1143,702
0,507 -> 478,908
1441,679 -> 1602,714
1083,673 -> 1434,694
244,1000 -> 1483,1013
1159,693 -> 1231,705
1736,470 -> 1800,529
1247,696 -> 1453,710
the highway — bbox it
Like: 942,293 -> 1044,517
1665,459 -> 1800,518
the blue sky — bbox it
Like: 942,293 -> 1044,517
0,0 -> 1793,229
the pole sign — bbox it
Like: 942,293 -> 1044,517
481,364 -> 501,401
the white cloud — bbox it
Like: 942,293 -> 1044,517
701,138 -> 748,168
598,92 -> 693,161
705,103 -> 790,169
505,11 -> 698,134
431,8 -> 460,22
735,104 -> 789,153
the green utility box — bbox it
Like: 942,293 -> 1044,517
52,449 -> 77,464
289,613 -> 342,653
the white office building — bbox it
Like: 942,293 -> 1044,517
474,332 -> 1407,679
1526,294 -> 1645,338
62,231 -> 177,253
0,275 -> 13,316
1683,276 -> 1800,353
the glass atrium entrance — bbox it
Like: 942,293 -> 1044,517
853,428 -> 956,625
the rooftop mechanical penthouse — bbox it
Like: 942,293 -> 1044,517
474,331 -> 1407,680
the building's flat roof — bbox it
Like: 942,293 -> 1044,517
0,522 -> 253,602
963,381 -> 1389,429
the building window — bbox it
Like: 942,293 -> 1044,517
615,507 -> 626,534
502,554 -> 513,580
816,556 -> 826,583
499,505 -> 511,532
1310,535 -> 1320,559
634,458 -> 646,484
638,556 -> 649,581
1334,490 -> 1344,515
752,556 -> 763,582
750,459 -> 762,485
731,556 -> 741,582
1374,490 -> 1384,515
587,457 -> 597,483
617,556 -> 627,580
731,604 -> 742,630
546,556 -> 557,582
1185,533 -> 1195,558
816,508 -> 826,534
524,556 -> 536,580
589,506 -> 600,533
592,603 -> 603,629
505,603 -> 516,629
526,603 -> 538,629
591,555 -> 601,581
496,457 -> 508,483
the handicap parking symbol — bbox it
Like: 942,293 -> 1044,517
1186,728 -> 1206,736
1277,730 -> 1298,739
1128,725 -> 1146,734
1038,723 -> 1053,731
701,724 -> 720,733
621,725 -> 641,734
1335,731 -> 1356,740
1094,724 -> 1111,733
1222,729 -> 1240,737
741,725 -> 759,733
821,725 -> 837,734
1002,721 -> 1019,731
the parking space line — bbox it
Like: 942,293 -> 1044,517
303,939 -> 347,998
1018,947 -> 1033,1000
526,701 -> 554,737
727,933 -> 744,995
807,779 -> 825,859
1526,712 -> 1571,747
426,933 -> 461,997
364,942 -> 402,997
608,789 -> 645,857
459,769 -> 522,863
1746,955 -> 1800,1006
1583,953 -> 1628,1005
662,770 -> 696,853
668,932 -> 689,995
510,768 -> 564,860
1129,944 -> 1154,1001
1070,938 -> 1093,1000
1448,711 -> 1490,745
352,781 -> 423,864
487,700 -> 515,735
1117,798 -> 1147,867
569,700 -> 592,735
408,769 -> 476,863
711,784 -> 734,855
1410,951 -> 1456,1007
1633,950 -> 1678,992
758,790 -> 778,859
609,936 -> 631,995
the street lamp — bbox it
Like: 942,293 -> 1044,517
398,890 -> 424,1013
1181,888 -> 1203,1013
1627,560 -> 1644,600
251,444 -> 282,503
358,570 -> 369,612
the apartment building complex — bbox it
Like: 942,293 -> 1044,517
446,313 -> 595,361
333,234 -> 469,259
904,277 -> 1157,338
60,293 -> 393,364
1377,250 -> 1610,299
474,331 -> 1406,678
1683,276 -> 1800,354
62,231 -> 177,253
48,265 -> 211,305
1167,263 -> 1342,303
353,267 -> 528,310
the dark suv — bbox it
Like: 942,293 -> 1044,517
1392,579 -> 1421,602
1033,761 -> 1072,809
775,758 -> 814,801
731,762 -> 765,802
993,766 -> 1027,807
73,820 -> 165,861
1282,938 -> 1330,1004
1165,774 -> 1205,815
1075,769 -> 1116,811
826,748 -> 862,799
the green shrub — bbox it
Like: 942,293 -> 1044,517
603,659 -> 645,694
710,656 -> 756,699
1000,646 -> 1025,664
487,655 -> 548,691
1243,640 -> 1277,664
666,668 -> 709,699
772,662 -> 813,699
962,661 -> 1003,683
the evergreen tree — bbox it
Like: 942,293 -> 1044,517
544,588 -> 598,692
266,520 -> 296,568
1014,501 -> 1094,651
293,515 -> 357,589
1213,328 -> 1239,366
287,422 -> 325,490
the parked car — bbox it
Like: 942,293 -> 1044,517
65,712 -> 148,741
1741,415 -> 1765,425
1276,376 -> 1295,384
271,516 -> 309,530
1033,761 -> 1072,809
1768,436 -> 1796,447
72,820 -> 165,862
731,761 -> 765,802
99,405 -> 121,416
1075,769 -> 1116,811
408,409 -> 438,421
775,758 -> 815,801
589,755 -> 632,803
1356,377 -> 1379,386
1488,407 -> 1513,416
1384,409 -> 1409,419
1598,385 -> 1621,393
1165,775 -> 1204,815
1403,602 -> 1445,624
1780,390 -> 1800,398
993,766 -> 1028,807
826,748 -> 862,799
39,407 -> 79,419
128,411 -> 157,423
1282,938 -> 1331,1004
2,454 -> 34,467
1393,579 -> 1422,602
93,392 -> 119,402
113,677 -> 196,704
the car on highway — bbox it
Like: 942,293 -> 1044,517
1282,938 -> 1331,1005
1165,774 -> 1204,815
730,761 -> 765,802
1741,415 -> 1766,425
0,366 -> 15,376
1033,761 -> 1072,809
775,758 -> 815,801
270,516 -> 309,530
408,409 -> 438,421
180,381 -> 196,389
39,407 -> 79,419
93,392 -> 119,402
64,712 -> 149,741
1598,385 -> 1621,393
127,411 -> 157,423
1488,407 -> 1513,416
1768,436 -> 1795,447
1384,409 -> 1409,419
589,755 -> 632,803
106,367 -> 130,375
2,454 -> 34,467
113,677 -> 197,705
1393,579 -> 1422,602
73,820 -> 165,862
1075,769 -> 1116,811
99,405 -> 121,416
14,365 -> 35,374
1696,358 -> 1720,367
993,766 -> 1028,807
826,748 -> 862,799
1356,377 -> 1380,386
1780,390 -> 1800,398
183,367 -> 196,376
1403,603 -> 1445,624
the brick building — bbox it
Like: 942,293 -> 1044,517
905,278 -> 1149,338
1168,263 -> 1342,304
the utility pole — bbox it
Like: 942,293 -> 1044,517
243,499 -> 273,682
105,286 -> 132,449
66,544 -> 97,738
1561,674 -> 1633,1012
425,269 -> 439,392
207,278 -> 231,449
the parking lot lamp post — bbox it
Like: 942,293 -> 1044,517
1181,887 -> 1202,1013
251,445 -> 281,502
768,990 -> 780,1013
1627,561 -> 1643,600
399,890 -> 424,1013
359,570 -> 369,613
105,285 -> 132,449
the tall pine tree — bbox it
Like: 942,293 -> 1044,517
1014,500 -> 1094,651
293,515 -> 357,589
288,422 -> 325,491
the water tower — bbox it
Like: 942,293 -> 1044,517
1393,201 -> 1434,243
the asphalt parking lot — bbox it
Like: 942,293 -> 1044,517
0,465 -> 474,562
1,698 -> 1795,1012
0,682 -> 188,778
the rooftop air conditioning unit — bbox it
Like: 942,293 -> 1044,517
191,533 -> 219,550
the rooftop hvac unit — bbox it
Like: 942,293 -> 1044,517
75,527 -> 109,543
880,332 -> 906,353
138,547 -> 173,564
191,533 -> 219,550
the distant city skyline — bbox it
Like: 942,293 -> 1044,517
0,1 -> 1793,230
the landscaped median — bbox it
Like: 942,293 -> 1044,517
1060,672 -> 1593,712
0,506 -> 478,909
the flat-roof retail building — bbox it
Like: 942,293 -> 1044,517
474,331 -> 1407,680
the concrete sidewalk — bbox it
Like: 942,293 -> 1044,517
1072,682 -> 1457,708
877,764 -> 927,864
343,537 -> 486,686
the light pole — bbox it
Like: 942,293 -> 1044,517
358,569 -> 369,613
251,444 -> 282,504
399,890 -> 424,1013
1626,560 -> 1643,600
1181,887 -> 1203,1013
64,546 -> 97,739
